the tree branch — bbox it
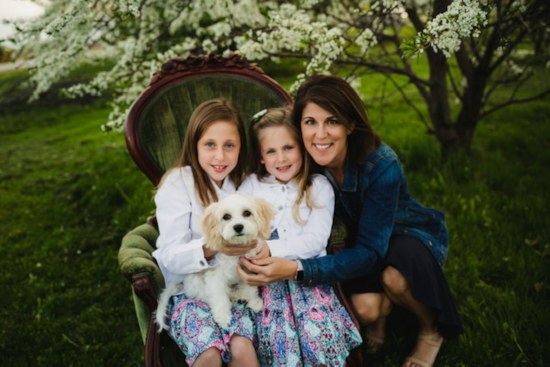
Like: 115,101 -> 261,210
447,65 -> 463,104
333,59 -> 431,88
480,89 -> 550,119
386,75 -> 432,133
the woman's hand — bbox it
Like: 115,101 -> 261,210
237,257 -> 298,286
218,240 -> 259,257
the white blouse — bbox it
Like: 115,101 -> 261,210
152,166 -> 236,284
238,173 -> 335,261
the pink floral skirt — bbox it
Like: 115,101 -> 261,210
256,280 -> 362,366
167,294 -> 257,366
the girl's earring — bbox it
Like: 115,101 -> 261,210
347,131 -> 352,136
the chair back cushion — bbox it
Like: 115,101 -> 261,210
125,53 -> 292,185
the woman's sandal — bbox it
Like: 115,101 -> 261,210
365,317 -> 386,354
403,331 -> 443,367
365,332 -> 384,354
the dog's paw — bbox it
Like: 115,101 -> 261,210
153,310 -> 169,332
247,297 -> 264,313
212,310 -> 232,329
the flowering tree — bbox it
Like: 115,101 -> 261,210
3,0 -> 549,153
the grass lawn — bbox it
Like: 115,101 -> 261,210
0,66 -> 549,366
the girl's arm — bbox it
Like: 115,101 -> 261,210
266,175 -> 335,260
152,170 -> 214,281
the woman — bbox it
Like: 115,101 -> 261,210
238,75 -> 463,367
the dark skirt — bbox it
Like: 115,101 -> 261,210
342,235 -> 463,339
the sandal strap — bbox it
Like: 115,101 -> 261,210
418,332 -> 444,347
405,356 -> 433,367
365,332 -> 384,345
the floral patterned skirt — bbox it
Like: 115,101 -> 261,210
167,293 -> 257,366
256,280 -> 363,367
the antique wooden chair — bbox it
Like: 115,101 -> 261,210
117,53 -> 363,366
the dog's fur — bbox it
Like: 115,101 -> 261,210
155,194 -> 276,330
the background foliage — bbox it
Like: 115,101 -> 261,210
4,0 -> 549,154
0,60 -> 548,365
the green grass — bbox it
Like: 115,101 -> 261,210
1,67 -> 549,366
0,85 -> 152,365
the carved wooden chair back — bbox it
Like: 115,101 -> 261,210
125,53 -> 292,186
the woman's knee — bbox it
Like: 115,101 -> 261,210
382,266 -> 409,295
351,293 -> 383,324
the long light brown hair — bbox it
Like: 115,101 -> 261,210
159,99 -> 247,206
248,106 -> 315,224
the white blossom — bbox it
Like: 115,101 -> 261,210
422,0 -> 488,58
7,0 -> 536,131
506,60 -> 524,76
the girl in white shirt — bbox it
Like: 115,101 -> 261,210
152,99 -> 259,367
238,106 -> 362,366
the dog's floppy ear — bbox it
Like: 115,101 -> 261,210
200,202 -> 224,251
253,198 -> 277,240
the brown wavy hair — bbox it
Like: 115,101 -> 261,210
293,75 -> 381,165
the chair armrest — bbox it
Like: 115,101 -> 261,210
118,223 -> 165,291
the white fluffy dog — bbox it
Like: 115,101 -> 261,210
155,194 -> 276,330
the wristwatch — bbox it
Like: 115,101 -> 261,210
295,260 -> 304,282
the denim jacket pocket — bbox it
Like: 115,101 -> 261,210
395,203 -> 446,242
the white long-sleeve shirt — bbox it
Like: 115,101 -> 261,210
152,166 -> 236,284
238,173 -> 335,260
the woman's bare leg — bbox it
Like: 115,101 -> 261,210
382,266 -> 442,367
350,292 -> 392,353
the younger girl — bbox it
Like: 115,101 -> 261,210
238,106 -> 362,366
153,99 -> 259,367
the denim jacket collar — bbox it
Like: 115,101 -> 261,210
324,154 -> 358,193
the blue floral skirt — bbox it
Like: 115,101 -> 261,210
256,280 -> 363,366
167,293 -> 257,366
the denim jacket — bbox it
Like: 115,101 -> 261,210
300,143 -> 448,287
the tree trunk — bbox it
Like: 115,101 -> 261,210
423,41 -> 461,154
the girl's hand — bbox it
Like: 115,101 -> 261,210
202,245 -> 218,259
237,257 -> 298,286
250,241 -> 270,260
219,240 -> 258,256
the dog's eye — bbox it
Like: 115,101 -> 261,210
222,214 -> 231,220
243,210 -> 251,217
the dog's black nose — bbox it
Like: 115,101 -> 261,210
233,224 -> 244,233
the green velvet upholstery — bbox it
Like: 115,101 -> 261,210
119,223 -> 163,290
326,216 -> 348,255
119,223 -> 161,342
125,54 -> 293,186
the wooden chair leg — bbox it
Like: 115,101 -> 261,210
133,273 -> 163,367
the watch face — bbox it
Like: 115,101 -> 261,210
297,270 -> 304,282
